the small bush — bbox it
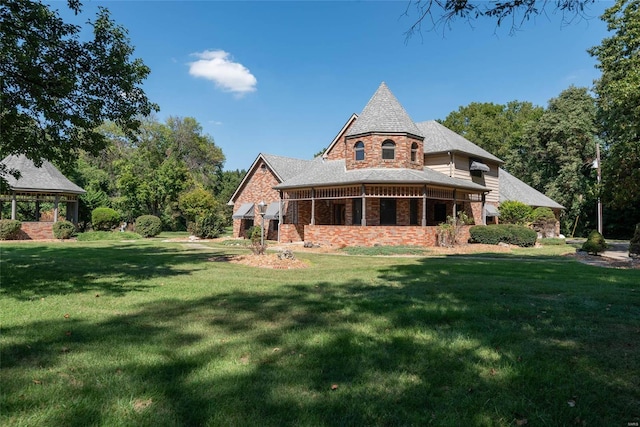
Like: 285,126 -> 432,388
582,229 -> 607,255
246,225 -> 266,255
630,224 -> 640,259
52,220 -> 76,239
135,215 -> 162,238
92,207 -> 121,231
499,201 -> 532,225
191,213 -> 225,239
469,224 -> 537,247
0,219 -> 22,240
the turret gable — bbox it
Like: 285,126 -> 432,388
346,82 -> 423,139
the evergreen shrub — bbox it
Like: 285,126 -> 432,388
499,201 -> 532,225
52,220 -> 76,239
628,224 -> 640,258
92,207 -> 120,231
135,215 -> 162,237
191,213 -> 225,239
0,219 -> 22,240
581,230 -> 607,255
469,224 -> 537,247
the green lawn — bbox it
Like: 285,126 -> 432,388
1,239 -> 638,426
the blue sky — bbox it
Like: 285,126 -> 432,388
55,0 -> 612,171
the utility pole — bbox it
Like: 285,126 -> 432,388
596,142 -> 603,235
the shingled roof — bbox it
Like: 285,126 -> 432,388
274,159 -> 489,192
499,168 -> 564,209
1,155 -> 85,194
346,82 -> 423,138
416,121 -> 503,163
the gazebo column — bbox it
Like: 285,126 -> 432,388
35,198 -> 41,222
53,195 -> 59,222
452,189 -> 457,218
11,194 -> 16,220
361,185 -> 366,226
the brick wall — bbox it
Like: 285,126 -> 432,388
303,225 -> 472,247
345,134 -> 423,171
17,222 -> 54,240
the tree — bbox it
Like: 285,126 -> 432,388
403,0 -> 596,36
589,0 -> 640,235
514,87 -> 598,235
0,0 -> 157,175
439,101 -> 543,162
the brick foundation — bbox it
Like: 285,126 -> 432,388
283,224 -> 472,247
16,222 -> 55,240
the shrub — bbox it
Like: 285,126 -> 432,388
0,219 -> 22,240
499,201 -> 532,225
436,212 -> 472,247
246,225 -> 266,255
135,215 -> 162,238
92,207 -> 121,231
52,220 -> 76,239
582,229 -> 607,255
190,212 -> 225,239
628,224 -> 640,259
469,224 -> 537,247
530,207 -> 557,238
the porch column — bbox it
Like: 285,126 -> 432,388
74,198 -> 79,224
422,185 -> 427,226
361,185 -> 367,226
278,191 -> 283,243
452,189 -> 457,218
310,188 -> 315,225
482,193 -> 487,225
53,195 -> 59,222
11,193 -> 16,219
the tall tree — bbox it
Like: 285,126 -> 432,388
515,86 -> 598,235
588,0 -> 640,235
439,101 -> 544,164
0,0 -> 157,174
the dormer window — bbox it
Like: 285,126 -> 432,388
470,159 -> 490,177
410,142 -> 418,162
382,140 -> 395,160
354,141 -> 365,161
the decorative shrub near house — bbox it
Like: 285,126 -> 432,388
0,219 -> 22,240
498,201 -> 533,226
52,220 -> 76,239
469,224 -> 537,247
629,223 -> 640,259
92,207 -> 121,231
135,215 -> 162,238
582,230 -> 607,255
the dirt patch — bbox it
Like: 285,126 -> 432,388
209,253 -> 309,269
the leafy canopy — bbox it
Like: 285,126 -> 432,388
0,0 -> 157,173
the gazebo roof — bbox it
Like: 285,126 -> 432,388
1,155 -> 86,195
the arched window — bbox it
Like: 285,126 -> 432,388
354,141 -> 365,161
411,142 -> 418,162
382,140 -> 395,160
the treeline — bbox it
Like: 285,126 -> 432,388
68,116 -> 245,232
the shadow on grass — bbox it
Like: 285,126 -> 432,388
0,243 -> 211,300
2,254 -> 639,425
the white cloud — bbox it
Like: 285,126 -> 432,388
188,50 -> 257,95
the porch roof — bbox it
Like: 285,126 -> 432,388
274,159 -> 489,193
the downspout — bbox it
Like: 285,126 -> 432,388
278,190 -> 283,243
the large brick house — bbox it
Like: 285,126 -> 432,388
228,82 -> 563,246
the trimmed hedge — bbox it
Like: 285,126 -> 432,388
52,220 -> 76,239
0,219 -> 22,240
92,207 -> 120,231
469,224 -> 537,247
135,215 -> 162,238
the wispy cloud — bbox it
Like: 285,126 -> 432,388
188,50 -> 257,95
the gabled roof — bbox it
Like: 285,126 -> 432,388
499,168 -> 565,209
1,154 -> 85,194
322,113 -> 358,158
274,158 -> 488,192
416,121 -> 503,164
346,82 -> 423,138
227,153 -> 315,204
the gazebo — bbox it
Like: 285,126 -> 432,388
1,155 -> 85,239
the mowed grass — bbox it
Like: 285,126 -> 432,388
1,239 -> 639,426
